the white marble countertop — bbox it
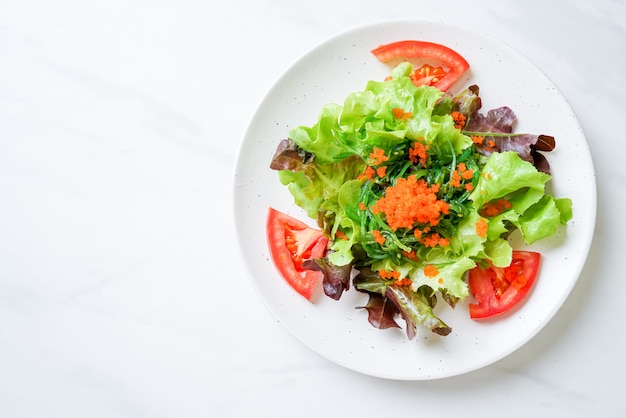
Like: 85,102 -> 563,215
1,0 -> 624,416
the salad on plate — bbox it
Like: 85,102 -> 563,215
266,40 -> 573,339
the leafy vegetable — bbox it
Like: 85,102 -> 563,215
303,257 -> 352,300
458,85 -> 556,174
269,61 -> 572,338
354,268 -> 451,337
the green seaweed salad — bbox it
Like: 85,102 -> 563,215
269,62 -> 572,338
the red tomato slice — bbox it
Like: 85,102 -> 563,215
266,207 -> 328,300
371,40 -> 470,91
468,251 -> 541,319
410,64 -> 448,87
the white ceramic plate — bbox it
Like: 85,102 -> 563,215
233,20 -> 596,380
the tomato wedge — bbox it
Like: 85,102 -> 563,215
371,40 -> 470,91
409,64 -> 448,88
468,251 -> 541,319
266,207 -> 328,300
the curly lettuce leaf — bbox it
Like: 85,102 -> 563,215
370,252 -> 474,301
287,62 -> 455,165
469,151 -> 572,245
515,195 -> 573,244
386,285 -> 452,338
276,154 -> 366,219
303,257 -> 352,300
459,89 -> 556,173
469,151 -> 550,209
270,64 -> 573,338
272,147 -> 365,266
357,293 -> 401,331
354,269 -> 451,338
407,258 -> 475,300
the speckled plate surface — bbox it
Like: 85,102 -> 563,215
233,20 -> 596,380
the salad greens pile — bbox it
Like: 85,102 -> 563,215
270,62 -> 572,337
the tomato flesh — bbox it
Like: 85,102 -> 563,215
410,64 -> 449,87
266,207 -> 328,300
371,40 -> 470,91
284,224 -> 323,270
468,251 -> 541,319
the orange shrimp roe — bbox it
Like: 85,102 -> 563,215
480,199 -> 512,217
380,269 -> 412,287
335,230 -> 348,240
424,264 -> 439,278
358,147 -> 390,181
394,277 -> 412,287
379,269 -> 400,280
369,147 -> 389,166
402,250 -> 418,261
371,175 -> 450,231
392,108 -> 412,121
476,217 -> 488,238
450,170 -> 462,188
372,229 -> 386,245
420,232 -> 450,248
357,166 -> 376,181
409,140 -> 429,166
450,162 -> 475,188
451,111 -> 466,129
459,163 -> 474,180
471,135 -> 484,145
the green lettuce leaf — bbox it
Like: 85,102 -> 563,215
353,268 -> 451,338
469,151 -> 572,245
271,63 -> 573,338
515,195 -> 573,244
469,151 -> 550,209
277,155 -> 366,219
287,62 -> 451,165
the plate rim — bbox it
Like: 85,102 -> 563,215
232,18 -> 597,380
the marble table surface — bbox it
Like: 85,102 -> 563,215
1,0 -> 624,416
